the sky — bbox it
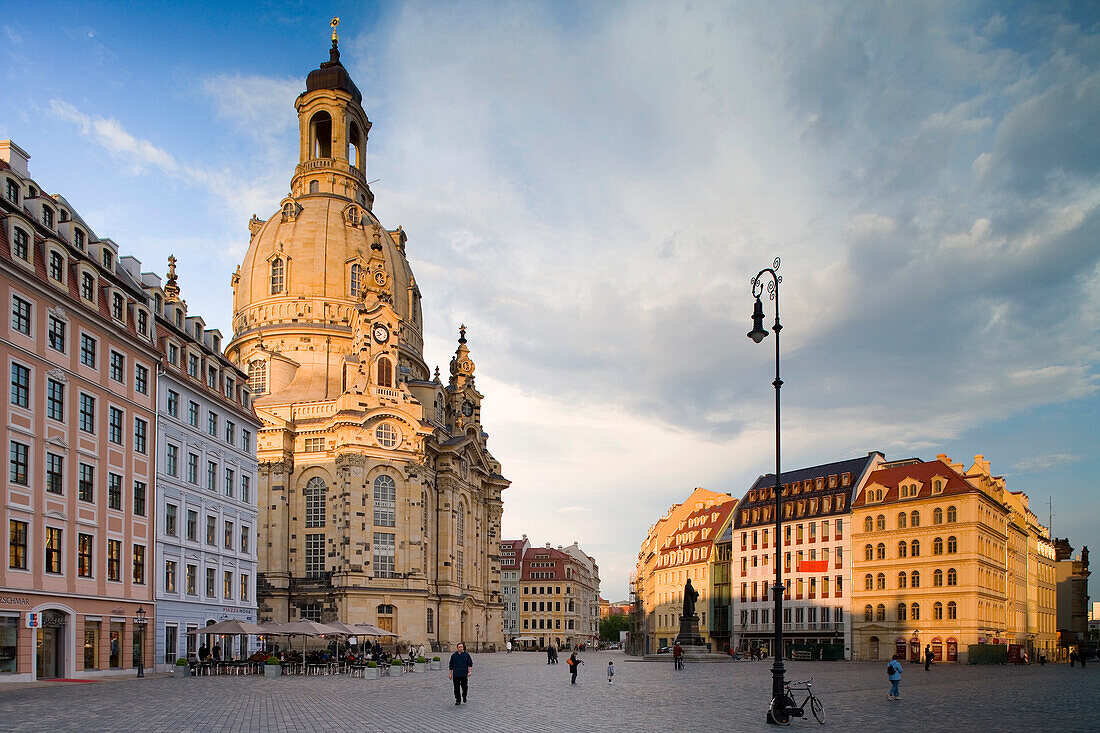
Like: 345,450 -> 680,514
2,1 -> 1098,602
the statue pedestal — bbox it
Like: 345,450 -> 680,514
676,614 -> 703,646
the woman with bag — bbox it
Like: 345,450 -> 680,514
567,652 -> 583,684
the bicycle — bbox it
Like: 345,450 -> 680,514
768,677 -> 825,725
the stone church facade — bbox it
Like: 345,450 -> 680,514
225,36 -> 508,651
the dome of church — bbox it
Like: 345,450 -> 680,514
305,45 -> 362,104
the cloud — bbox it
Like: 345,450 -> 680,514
1014,452 -> 1082,473
557,506 -> 590,514
200,73 -> 301,146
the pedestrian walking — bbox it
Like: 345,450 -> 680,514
506,640 -> 512,654
887,654 -> 903,700
1070,650 -> 1078,667
924,645 -> 934,671
1039,650 -> 1047,666
448,642 -> 473,705
607,660 -> 614,684
547,646 -> 553,665
673,641 -> 684,670
568,652 -> 583,684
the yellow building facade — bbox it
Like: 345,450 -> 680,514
224,36 -> 508,651
851,454 -> 1054,663
632,488 -> 736,654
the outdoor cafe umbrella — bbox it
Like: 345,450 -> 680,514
352,623 -> 397,637
186,620 -> 268,636
260,620 -> 342,655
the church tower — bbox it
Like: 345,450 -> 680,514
225,22 -> 508,651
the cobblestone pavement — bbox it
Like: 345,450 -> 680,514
0,652 -> 1096,732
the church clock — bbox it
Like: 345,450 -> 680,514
372,323 -> 389,343
461,400 -> 474,417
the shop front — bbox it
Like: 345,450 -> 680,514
154,601 -> 258,672
0,593 -> 152,683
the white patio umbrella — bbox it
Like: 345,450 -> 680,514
353,623 -> 397,637
186,620 -> 268,636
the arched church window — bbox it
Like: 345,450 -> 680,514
305,477 -> 326,528
310,111 -> 332,158
349,264 -> 363,297
270,258 -> 285,295
373,475 -> 396,527
309,180 -> 319,194
457,503 -> 465,548
348,121 -> 362,168
377,357 -> 392,388
248,360 -> 267,394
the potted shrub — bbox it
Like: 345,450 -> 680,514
430,655 -> 442,671
264,656 -> 282,677
174,658 -> 191,678
364,660 -> 379,679
415,656 -> 429,672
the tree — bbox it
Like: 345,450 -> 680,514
600,613 -> 630,641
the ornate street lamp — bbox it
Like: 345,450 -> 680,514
134,606 -> 148,678
475,623 -> 481,653
748,258 -> 789,724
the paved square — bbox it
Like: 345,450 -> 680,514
0,652 -> 1095,732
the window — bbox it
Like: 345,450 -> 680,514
242,429 -> 251,452
187,454 -> 198,484
947,536 -> 957,554
875,514 -> 885,531
81,271 -> 96,301
79,393 -> 95,432
897,512 -> 906,529
864,544 -> 873,561
373,475 -> 396,526
9,362 -> 29,408
375,422 -> 397,447
223,571 -> 233,599
9,519 -> 28,569
12,226 -> 28,260
188,354 -> 199,379
225,421 -> 235,445
45,378 -> 64,421
373,532 -> 395,578
107,539 -> 121,581
946,506 -> 957,523
5,178 -> 18,204
186,564 -> 197,595
305,533 -> 325,578
305,478 -> 326,528
910,510 -> 920,527
108,474 -> 122,510
898,571 -> 907,588
207,461 -> 217,491
876,573 -> 886,589
933,601 -> 943,620
78,464 -> 94,502
224,520 -> 234,550
46,453 -> 63,494
207,366 -> 217,390
933,569 -> 943,586
74,229 -> 85,249
165,560 -> 177,593
270,258 -> 285,294
47,316 -> 66,352
304,437 -> 325,452
166,444 -> 179,476
207,411 -> 218,437
876,542 -> 886,560
947,601 -> 957,620
933,536 -> 944,555
167,343 -> 178,365
45,528 -> 62,574
112,353 -> 127,386
426,608 -> 434,634
910,602 -> 919,621
240,525 -> 250,553
11,294 -> 31,335
875,604 -> 885,621
80,334 -> 96,367
108,407 -> 123,444
910,539 -> 920,557
897,541 -> 907,558
111,293 -> 124,321
42,206 -> 53,228
910,571 -> 920,588
933,507 -> 943,524
9,441 -> 28,485
240,574 -> 249,602
897,602 -> 907,621
206,568 -> 216,597
133,481 -> 146,516
248,360 -> 267,394
224,468 -> 234,498
188,401 -> 199,427
863,516 -> 873,532
78,533 -> 93,577
376,357 -> 392,388
241,475 -> 251,504
947,568 -> 958,586
137,310 -> 147,336
349,263 -> 363,296
186,510 -> 197,541
165,504 -> 178,536
135,364 -> 148,394
206,516 -> 216,545
48,251 -> 65,281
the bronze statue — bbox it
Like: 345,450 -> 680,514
683,578 -> 699,618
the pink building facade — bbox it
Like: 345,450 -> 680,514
2,140 -> 158,680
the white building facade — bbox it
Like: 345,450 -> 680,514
148,262 -> 261,670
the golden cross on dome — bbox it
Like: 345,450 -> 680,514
331,16 -> 340,46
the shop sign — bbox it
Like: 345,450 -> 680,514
0,594 -> 31,607
26,612 -> 41,628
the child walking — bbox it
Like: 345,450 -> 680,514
607,661 -> 614,684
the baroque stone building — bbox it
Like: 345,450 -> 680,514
224,36 -> 508,651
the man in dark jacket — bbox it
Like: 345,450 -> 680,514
449,643 -> 473,705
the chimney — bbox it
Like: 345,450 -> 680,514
0,140 -> 31,177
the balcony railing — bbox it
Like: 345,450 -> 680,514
295,158 -> 366,182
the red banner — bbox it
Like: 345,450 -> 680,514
797,559 -> 829,572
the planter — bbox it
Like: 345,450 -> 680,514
415,662 -> 428,673
363,666 -> 379,679
263,664 -> 283,677
174,665 -> 191,678
430,660 -> 442,670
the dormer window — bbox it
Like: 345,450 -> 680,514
212,335 -> 220,352
74,229 -> 85,250
42,207 -> 53,228
80,271 -> 96,301
194,324 -> 202,339
188,353 -> 199,378
102,248 -> 113,269
248,360 -> 267,394
174,309 -> 182,327
207,366 -> 218,390
111,292 -> 124,321
154,294 -> 162,313
167,342 -> 178,365
4,178 -> 17,204
349,263 -> 363,297
932,479 -> 944,495
137,309 -> 148,336
270,257 -> 285,294
48,250 -> 65,282
12,227 -> 29,261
